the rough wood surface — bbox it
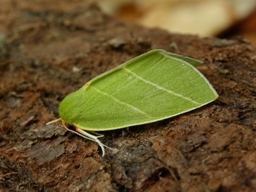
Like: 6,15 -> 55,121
0,1 -> 256,192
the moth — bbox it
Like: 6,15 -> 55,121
47,49 -> 218,156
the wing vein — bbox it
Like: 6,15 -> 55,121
123,67 -> 200,105
91,87 -> 151,117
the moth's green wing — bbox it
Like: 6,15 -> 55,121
161,51 -> 203,67
59,49 -> 218,131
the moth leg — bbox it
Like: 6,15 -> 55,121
87,131 -> 104,138
61,122 -> 113,156
76,128 -> 107,156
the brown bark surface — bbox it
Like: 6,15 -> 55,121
0,1 -> 256,192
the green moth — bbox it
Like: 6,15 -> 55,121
47,49 -> 218,156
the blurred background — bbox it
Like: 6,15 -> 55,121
1,0 -> 255,45
95,0 -> 256,45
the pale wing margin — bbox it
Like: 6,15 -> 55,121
160,51 -> 219,98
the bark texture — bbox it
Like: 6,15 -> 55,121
0,1 -> 256,192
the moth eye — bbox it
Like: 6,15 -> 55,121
66,123 -> 76,130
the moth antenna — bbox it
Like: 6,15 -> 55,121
46,118 -> 62,125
